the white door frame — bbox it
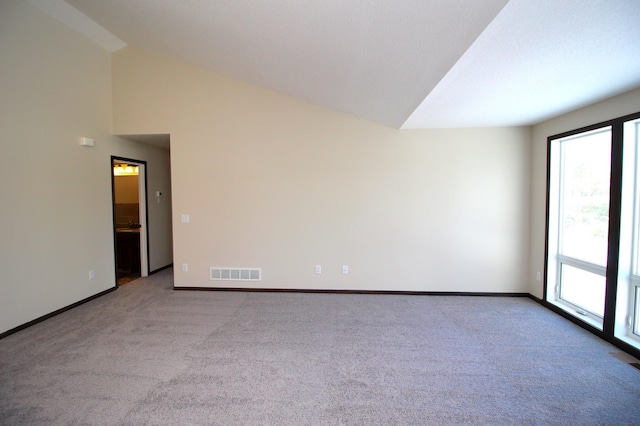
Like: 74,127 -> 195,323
137,162 -> 149,277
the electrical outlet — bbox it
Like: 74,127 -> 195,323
342,265 -> 349,274
315,265 -> 322,274
181,214 -> 190,223
182,263 -> 188,272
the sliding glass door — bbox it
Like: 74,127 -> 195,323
546,112 -> 640,354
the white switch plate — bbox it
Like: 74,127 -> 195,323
315,265 -> 322,274
182,263 -> 188,272
89,270 -> 95,280
342,265 -> 349,274
536,271 -> 542,282
181,214 -> 190,223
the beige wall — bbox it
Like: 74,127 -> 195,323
144,152 -> 173,271
528,87 -> 640,299
113,47 -> 531,292
0,1 -> 172,333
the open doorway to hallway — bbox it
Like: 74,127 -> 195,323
112,157 -> 149,286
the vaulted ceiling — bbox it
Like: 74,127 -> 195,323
27,0 -> 640,129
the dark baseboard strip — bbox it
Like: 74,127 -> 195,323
150,263 -> 173,275
173,286 -> 529,297
0,286 -> 117,340
529,296 -> 640,361
527,294 -> 543,303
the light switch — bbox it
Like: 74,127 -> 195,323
181,214 -> 190,223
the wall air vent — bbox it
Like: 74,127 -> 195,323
210,267 -> 261,281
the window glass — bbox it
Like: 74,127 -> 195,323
559,129 -> 611,266
559,264 -> 605,317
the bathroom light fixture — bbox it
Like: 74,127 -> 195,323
113,164 -> 139,176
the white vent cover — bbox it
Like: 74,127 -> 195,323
210,267 -> 261,281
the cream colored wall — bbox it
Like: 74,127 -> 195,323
0,1 -> 172,334
145,151 -> 173,272
113,47 -> 531,292
529,87 -> 640,299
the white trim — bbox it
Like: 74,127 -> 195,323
138,163 -> 149,278
556,255 -> 606,277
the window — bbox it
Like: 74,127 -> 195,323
615,117 -> 640,346
545,112 -> 640,355
547,127 -> 611,328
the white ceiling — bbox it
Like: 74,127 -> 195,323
28,0 -> 640,129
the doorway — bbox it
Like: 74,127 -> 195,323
111,157 -> 149,286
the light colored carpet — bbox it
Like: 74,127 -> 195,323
1,268 -> 639,425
